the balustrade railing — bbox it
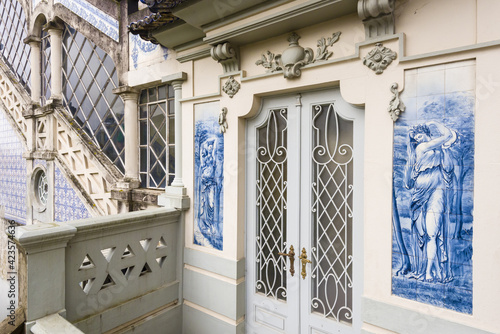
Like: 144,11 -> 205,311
13,208 -> 182,333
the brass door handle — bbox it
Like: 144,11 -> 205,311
278,245 -> 295,277
298,247 -> 311,279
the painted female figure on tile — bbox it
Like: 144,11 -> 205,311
404,121 -> 457,283
194,102 -> 224,250
392,61 -> 475,314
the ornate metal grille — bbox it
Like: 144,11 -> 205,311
41,29 -> 51,105
255,108 -> 288,301
0,0 -> 31,92
310,103 -> 354,323
138,84 -> 175,189
61,24 -> 125,172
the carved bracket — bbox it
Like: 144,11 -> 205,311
388,83 -> 405,121
358,0 -> 395,39
255,31 -> 341,79
219,107 -> 228,133
211,43 -> 240,73
222,76 -> 240,98
363,43 -> 397,74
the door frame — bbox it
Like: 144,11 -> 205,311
245,88 -> 364,334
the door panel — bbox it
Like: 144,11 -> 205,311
246,90 -> 363,334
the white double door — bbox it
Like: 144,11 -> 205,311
246,89 -> 364,334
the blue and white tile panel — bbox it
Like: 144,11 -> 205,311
130,34 -> 169,70
54,164 -> 91,222
0,110 -> 26,224
55,0 -> 119,41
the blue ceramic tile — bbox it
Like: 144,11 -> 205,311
193,104 -> 224,251
0,110 -> 26,224
54,164 -> 91,222
55,0 -> 119,41
393,62 -> 474,314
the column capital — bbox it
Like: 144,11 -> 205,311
23,35 -> 41,46
162,72 -> 187,85
43,20 -> 64,32
112,86 -> 140,100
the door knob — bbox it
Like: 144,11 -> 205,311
298,247 -> 311,279
278,245 -> 295,277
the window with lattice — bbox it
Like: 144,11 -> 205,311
61,24 -> 125,172
0,0 -> 31,93
138,85 -> 175,189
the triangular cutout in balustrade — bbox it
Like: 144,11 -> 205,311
156,256 -> 167,267
100,247 -> 116,262
156,237 -> 167,249
139,263 -> 152,276
140,238 -> 152,251
101,274 -> 116,290
79,254 -> 95,270
79,278 -> 95,294
121,245 -> 135,259
121,266 -> 135,280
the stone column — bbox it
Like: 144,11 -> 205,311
45,21 -> 63,100
170,80 -> 184,188
24,36 -> 42,105
113,86 -> 141,187
158,72 -> 189,210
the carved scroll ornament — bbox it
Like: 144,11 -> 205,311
388,83 -> 405,121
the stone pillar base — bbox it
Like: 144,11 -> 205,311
158,187 -> 190,210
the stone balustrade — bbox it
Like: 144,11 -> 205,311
13,208 -> 182,333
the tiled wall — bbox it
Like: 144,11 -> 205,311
0,110 -> 26,224
54,0 -> 119,41
54,164 -> 91,222
392,60 -> 475,314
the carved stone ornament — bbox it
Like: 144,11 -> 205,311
219,107 -> 228,133
211,42 -> 239,73
363,43 -> 397,74
388,82 -> 405,122
315,32 -> 341,61
222,76 -> 240,98
256,32 -> 341,78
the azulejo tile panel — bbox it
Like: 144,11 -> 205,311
392,60 -> 475,314
55,0 -> 119,41
54,164 -> 91,222
130,34 -> 168,70
194,102 -> 224,250
0,110 -> 26,224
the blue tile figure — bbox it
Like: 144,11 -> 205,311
194,104 -> 224,250
392,62 -> 474,314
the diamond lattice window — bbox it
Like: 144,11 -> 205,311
0,0 -> 31,92
139,85 -> 175,189
62,24 -> 125,172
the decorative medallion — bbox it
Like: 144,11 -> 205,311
33,167 -> 48,211
219,107 -> 228,133
222,76 -> 240,98
388,83 -> 405,121
363,43 -> 397,74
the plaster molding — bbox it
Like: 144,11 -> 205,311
211,42 -> 240,73
363,43 -> 397,74
388,82 -> 405,122
219,107 -> 228,133
222,76 -> 240,98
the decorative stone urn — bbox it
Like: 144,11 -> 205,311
278,33 -> 314,79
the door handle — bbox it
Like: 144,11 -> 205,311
298,247 -> 311,279
278,245 -> 295,277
